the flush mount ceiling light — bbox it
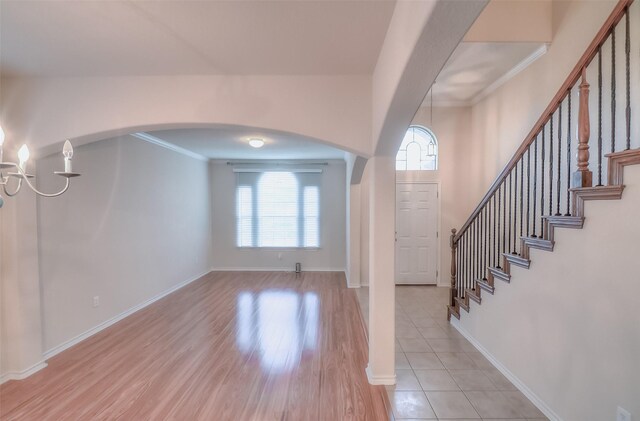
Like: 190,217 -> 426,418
249,138 -> 265,148
0,125 -> 81,209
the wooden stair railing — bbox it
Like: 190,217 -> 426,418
448,0 -> 638,320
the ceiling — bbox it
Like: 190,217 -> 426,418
0,0 -> 395,77
146,127 -> 347,160
426,42 -> 547,106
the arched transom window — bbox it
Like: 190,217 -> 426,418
396,126 -> 438,171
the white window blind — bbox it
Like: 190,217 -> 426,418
236,170 -> 321,248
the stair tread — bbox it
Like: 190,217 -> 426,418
504,253 -> 530,269
454,296 -> 469,312
489,266 -> 510,282
448,305 -> 460,320
544,215 -> 585,229
476,278 -> 495,295
465,288 -> 481,304
523,236 -> 554,251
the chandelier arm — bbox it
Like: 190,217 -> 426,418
3,178 -> 23,197
22,174 -> 70,197
15,166 -> 71,197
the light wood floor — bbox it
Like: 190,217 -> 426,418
0,271 -> 391,421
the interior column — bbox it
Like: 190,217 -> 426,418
366,154 -> 396,385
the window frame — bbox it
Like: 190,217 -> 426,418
396,125 -> 438,171
235,170 -> 322,250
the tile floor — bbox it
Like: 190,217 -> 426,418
356,285 -> 548,421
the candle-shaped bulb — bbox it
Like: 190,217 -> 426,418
63,140 -> 73,159
18,144 -> 30,171
63,140 -> 73,172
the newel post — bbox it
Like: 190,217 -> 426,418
572,67 -> 593,188
449,228 -> 457,308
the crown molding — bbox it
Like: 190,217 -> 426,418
472,44 -> 549,105
131,132 -> 209,162
424,44 -> 549,109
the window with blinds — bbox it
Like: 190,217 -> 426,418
236,170 -> 321,248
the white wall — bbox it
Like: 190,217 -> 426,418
455,165 -> 640,421
36,135 -> 211,353
210,160 -> 346,272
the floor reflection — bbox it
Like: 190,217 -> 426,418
236,289 -> 319,373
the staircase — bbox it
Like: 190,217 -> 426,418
448,0 -> 639,320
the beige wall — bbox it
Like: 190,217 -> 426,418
455,165 -> 640,421
36,136 -> 212,353
464,0 -> 552,43
0,75 -> 373,157
470,0 -> 618,192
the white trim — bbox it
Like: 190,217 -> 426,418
0,361 -> 48,385
450,318 -> 562,421
346,267 -> 361,288
130,132 -> 209,162
43,270 -> 211,360
431,100 -> 473,108
212,267 -> 345,272
365,365 -> 396,385
472,44 -> 549,105
233,168 -> 323,173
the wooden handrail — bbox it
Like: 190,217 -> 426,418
454,0 -> 633,243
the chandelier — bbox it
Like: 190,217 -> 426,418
0,126 -> 81,209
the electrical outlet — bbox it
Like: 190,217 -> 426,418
93,296 -> 100,308
617,406 -> 632,421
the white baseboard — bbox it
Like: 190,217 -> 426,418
43,270 -> 211,360
0,361 -> 48,385
365,365 -> 396,386
211,267 -> 346,272
450,319 -> 561,421
345,272 -> 361,288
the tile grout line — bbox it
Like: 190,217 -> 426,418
390,286 -> 545,420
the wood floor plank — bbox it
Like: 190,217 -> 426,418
0,271 -> 391,420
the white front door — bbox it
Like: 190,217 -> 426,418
395,182 -> 438,285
